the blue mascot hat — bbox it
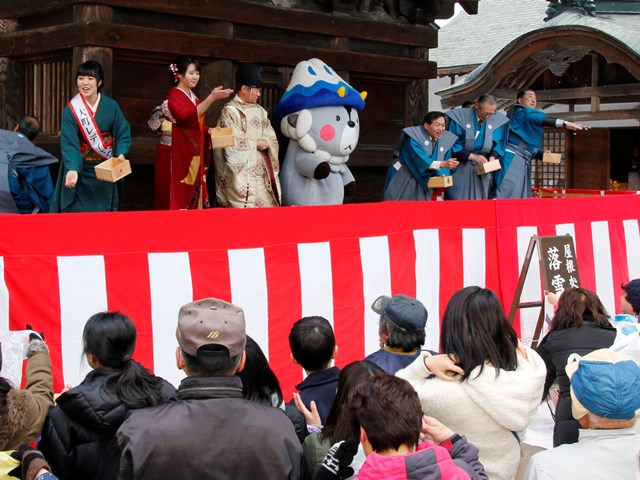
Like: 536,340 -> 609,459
275,58 -> 366,121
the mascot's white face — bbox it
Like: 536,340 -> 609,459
281,105 -> 360,163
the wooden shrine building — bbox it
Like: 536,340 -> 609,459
434,0 -> 640,192
0,0 -> 478,208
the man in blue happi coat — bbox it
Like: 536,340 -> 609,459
0,116 -> 58,213
495,89 -> 586,199
383,111 -> 459,201
445,95 -> 509,200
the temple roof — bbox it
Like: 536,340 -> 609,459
434,5 -> 640,110
431,0 -> 548,71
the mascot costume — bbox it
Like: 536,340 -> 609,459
275,58 -> 366,206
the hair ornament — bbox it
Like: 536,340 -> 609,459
169,63 -> 180,82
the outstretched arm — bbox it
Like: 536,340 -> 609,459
197,86 -> 234,117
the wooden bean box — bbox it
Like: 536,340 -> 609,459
476,159 -> 502,175
428,175 -> 453,188
95,157 -> 132,182
210,127 -> 235,149
543,152 -> 562,164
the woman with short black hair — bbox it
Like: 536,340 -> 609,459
51,60 -> 131,212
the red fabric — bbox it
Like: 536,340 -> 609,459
0,196 -> 638,394
164,88 -> 210,209
153,144 -> 171,210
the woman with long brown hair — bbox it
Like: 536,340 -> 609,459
536,287 -> 616,447
397,286 -> 545,480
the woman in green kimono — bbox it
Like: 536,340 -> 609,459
51,61 -> 131,212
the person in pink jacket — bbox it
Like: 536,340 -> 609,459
315,374 -> 487,480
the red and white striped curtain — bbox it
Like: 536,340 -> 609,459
1,196 -> 638,397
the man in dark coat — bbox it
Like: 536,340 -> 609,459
0,116 -> 58,213
116,298 -> 303,480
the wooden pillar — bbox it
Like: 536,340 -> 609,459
590,53 -> 600,113
201,59 -> 233,127
406,47 -> 429,125
72,5 -> 114,96
0,18 -> 23,129
330,37 -> 350,83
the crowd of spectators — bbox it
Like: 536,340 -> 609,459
0,280 -> 638,479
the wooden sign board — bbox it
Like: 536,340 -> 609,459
537,235 -> 581,294
508,234 -> 581,347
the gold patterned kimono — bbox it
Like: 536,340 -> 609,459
213,95 -> 280,208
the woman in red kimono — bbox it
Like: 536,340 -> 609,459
160,56 -> 233,209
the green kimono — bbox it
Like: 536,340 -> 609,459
51,94 -> 131,212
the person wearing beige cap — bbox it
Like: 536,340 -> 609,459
524,349 -> 640,480
116,298 -> 303,479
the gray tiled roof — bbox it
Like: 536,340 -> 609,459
431,0 -> 549,69
545,10 -> 640,56
439,8 -> 640,93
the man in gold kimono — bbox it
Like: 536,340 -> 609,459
214,63 -> 280,208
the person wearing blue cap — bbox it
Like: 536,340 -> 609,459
524,348 -> 640,480
365,294 -> 434,374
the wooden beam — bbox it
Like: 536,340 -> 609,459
493,84 -> 640,102
0,0 -> 438,48
0,23 -> 436,79
560,109 -> 640,122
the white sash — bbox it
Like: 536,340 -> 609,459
68,93 -> 112,159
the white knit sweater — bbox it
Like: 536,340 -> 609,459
397,347 -> 546,480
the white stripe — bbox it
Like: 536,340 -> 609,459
517,226 -> 541,345
57,255 -> 108,387
591,221 -> 615,315
623,219 -> 640,279
463,228 -> 486,287
414,229 -> 440,352
228,248 -> 269,358
555,224 -> 576,239
0,257 -> 9,331
359,237 -> 391,356
149,252 -> 192,388
298,242 -> 334,324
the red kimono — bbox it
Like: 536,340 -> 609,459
156,88 -> 210,209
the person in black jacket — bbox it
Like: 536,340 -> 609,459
116,298 -> 302,479
238,335 -> 308,443
536,287 -> 616,447
38,312 -> 177,480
